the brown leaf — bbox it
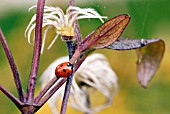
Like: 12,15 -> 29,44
136,39 -> 165,88
81,14 -> 130,51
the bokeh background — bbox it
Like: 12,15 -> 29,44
0,0 -> 170,114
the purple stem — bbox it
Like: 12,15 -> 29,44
34,77 -> 59,104
60,0 -> 83,113
69,0 -> 82,45
26,0 -> 45,103
0,85 -> 24,108
60,75 -> 74,114
0,28 -> 25,102
37,78 -> 67,107
74,19 -> 82,45
74,54 -> 88,71
60,41 -> 74,114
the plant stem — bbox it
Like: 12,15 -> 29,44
74,19 -> 82,45
0,85 -> 24,108
21,106 -> 35,114
69,0 -> 82,45
37,78 -> 67,107
60,0 -> 83,113
60,41 -> 74,114
26,0 -> 45,103
0,28 -> 25,102
69,49 -> 81,64
34,77 -> 59,104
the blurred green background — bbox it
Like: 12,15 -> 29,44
0,0 -> 170,114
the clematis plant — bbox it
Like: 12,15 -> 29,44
0,0 -> 165,114
40,53 -> 118,114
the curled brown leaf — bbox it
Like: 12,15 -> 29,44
136,39 -> 165,88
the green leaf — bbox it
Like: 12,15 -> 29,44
136,39 -> 165,88
81,14 -> 130,51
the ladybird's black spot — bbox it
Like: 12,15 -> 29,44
63,69 -> 66,72
67,72 -> 70,75
59,75 -> 62,77
60,64 -> 63,67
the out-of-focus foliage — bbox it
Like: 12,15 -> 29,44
0,0 -> 170,114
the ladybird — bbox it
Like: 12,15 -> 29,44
55,62 -> 73,77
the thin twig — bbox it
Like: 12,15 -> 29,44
60,41 -> 75,114
74,19 -> 82,45
37,78 -> 67,107
60,0 -> 83,113
69,0 -> 82,45
60,75 -> 74,114
34,77 -> 59,104
0,85 -> 24,108
69,0 -> 74,6
26,0 -> 45,103
0,28 -> 25,102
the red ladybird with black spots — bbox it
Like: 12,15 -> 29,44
55,62 -> 73,77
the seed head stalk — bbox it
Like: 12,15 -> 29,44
60,0 -> 82,113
